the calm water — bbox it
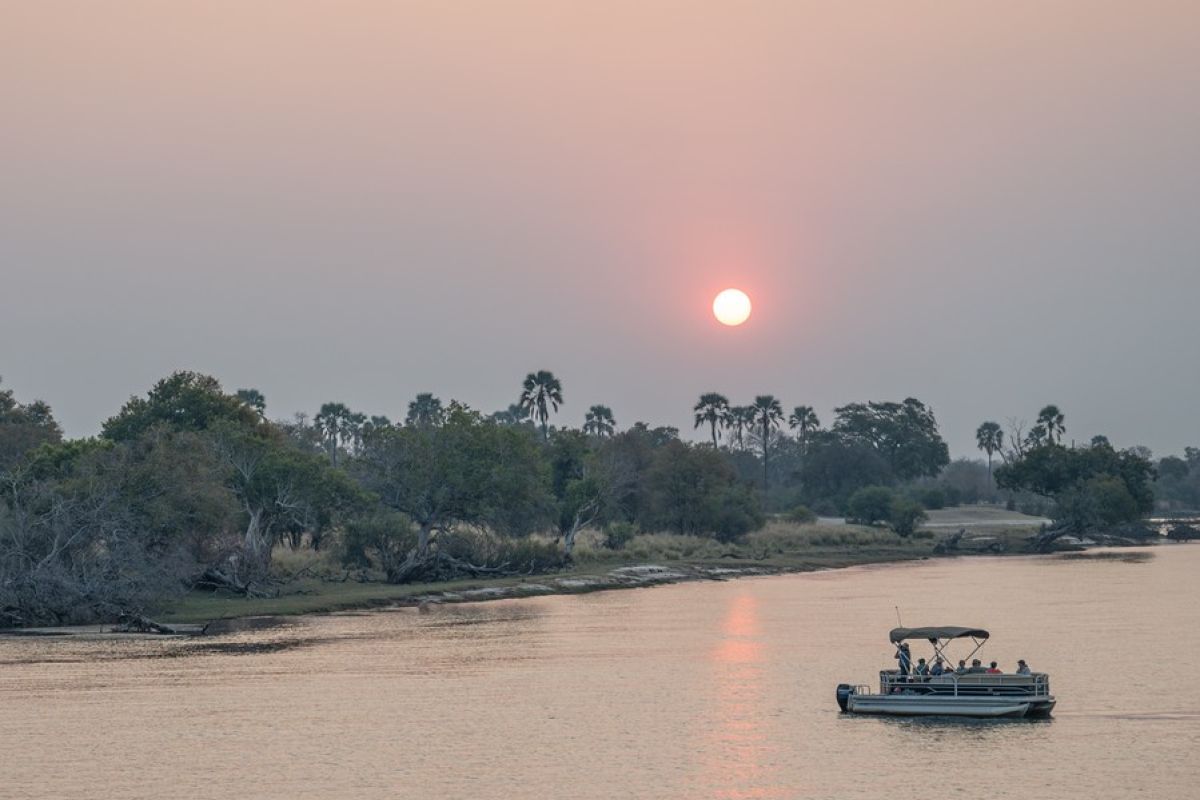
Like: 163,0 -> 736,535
4,547 -> 1200,799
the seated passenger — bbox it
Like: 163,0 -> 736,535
955,659 -> 968,675
968,658 -> 986,673
986,661 -> 1002,674
1016,659 -> 1032,675
930,658 -> 945,676
914,658 -> 929,678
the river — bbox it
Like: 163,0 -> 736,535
4,546 -> 1199,799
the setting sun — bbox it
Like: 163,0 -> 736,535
713,289 -> 752,326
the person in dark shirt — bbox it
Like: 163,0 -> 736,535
894,642 -> 912,678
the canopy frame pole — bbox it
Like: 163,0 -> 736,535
963,636 -> 986,665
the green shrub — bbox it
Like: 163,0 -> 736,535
340,511 -> 417,580
604,522 -> 637,550
847,486 -> 896,525
710,485 -> 766,543
889,497 -> 927,537
785,505 -> 818,524
914,487 -> 945,510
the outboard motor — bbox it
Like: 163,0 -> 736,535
836,683 -> 855,712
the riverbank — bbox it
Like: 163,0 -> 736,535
0,512 -> 1057,635
157,513 -> 1053,627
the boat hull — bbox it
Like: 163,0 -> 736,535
845,694 -> 1055,718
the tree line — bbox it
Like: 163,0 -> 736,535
0,372 -> 1189,626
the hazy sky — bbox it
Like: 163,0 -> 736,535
3,2 -> 1198,457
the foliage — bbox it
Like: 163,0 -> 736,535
519,370 -> 563,440
888,496 -> 927,537
101,371 -> 258,442
405,393 -> 445,428
693,393 -> 730,447
354,405 -> 552,551
799,434 -> 893,508
846,486 -> 897,526
603,521 -> 637,550
911,486 -> 946,510
832,398 -> 950,481
583,405 -> 616,437
642,441 -> 765,539
785,504 -> 818,524
995,438 -> 1155,532
340,511 -> 417,580
0,377 -> 63,472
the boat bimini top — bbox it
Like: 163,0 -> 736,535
889,626 -> 989,643
890,626 -> 990,665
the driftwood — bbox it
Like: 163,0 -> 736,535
113,613 -> 208,636
194,567 -> 273,598
1028,525 -> 1072,553
933,528 -> 967,554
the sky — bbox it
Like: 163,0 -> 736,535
2,2 -> 1198,458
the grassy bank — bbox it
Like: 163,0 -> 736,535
161,512 -> 1047,625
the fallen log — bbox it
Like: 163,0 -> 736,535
113,613 -> 208,636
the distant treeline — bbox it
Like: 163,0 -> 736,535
0,372 -> 1191,626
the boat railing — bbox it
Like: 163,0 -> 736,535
877,669 -> 1051,697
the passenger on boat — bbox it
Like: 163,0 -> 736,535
968,659 -> 986,673
894,642 -> 911,677
930,658 -> 945,676
1016,659 -> 1031,675
986,661 -> 1002,674
955,659 -> 968,675
914,658 -> 929,678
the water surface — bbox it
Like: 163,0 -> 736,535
4,546 -> 1199,799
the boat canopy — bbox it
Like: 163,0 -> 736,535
889,626 -> 990,643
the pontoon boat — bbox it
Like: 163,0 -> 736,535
836,626 -> 1055,718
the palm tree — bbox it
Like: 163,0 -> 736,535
314,401 -> 352,466
752,395 -> 784,489
519,370 -> 563,440
1036,405 -> 1065,445
489,403 -> 528,426
583,404 -> 616,437
693,392 -> 730,447
235,388 -> 266,418
728,405 -> 754,450
975,421 -> 1004,480
787,405 -> 820,454
405,393 -> 445,428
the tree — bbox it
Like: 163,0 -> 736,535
519,370 -> 563,441
693,393 -> 730,447
995,437 -> 1155,545
235,388 -> 267,418
788,405 -> 820,454
1036,405 -> 1066,446
751,395 -> 784,489
832,398 -> 950,481
798,433 -> 894,509
583,405 -> 616,438
975,421 -> 1004,480
846,486 -> 896,526
405,393 -> 445,428
314,402 -> 353,466
0,377 -> 63,472
210,422 -> 366,574
352,406 -> 551,581
642,441 -> 764,539
102,371 -> 258,442
889,496 -> 927,537
728,405 -> 755,451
